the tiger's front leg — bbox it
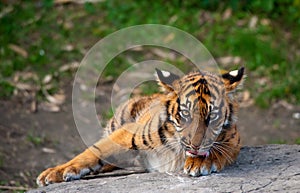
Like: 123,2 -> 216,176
184,125 -> 241,176
36,146 -> 102,186
36,123 -> 142,186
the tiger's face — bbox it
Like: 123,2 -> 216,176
156,68 -> 244,157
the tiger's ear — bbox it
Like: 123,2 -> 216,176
222,67 -> 245,92
155,68 -> 180,92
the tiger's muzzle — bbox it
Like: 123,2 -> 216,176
180,139 -> 210,157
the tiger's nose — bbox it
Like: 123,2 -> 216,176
191,144 -> 200,150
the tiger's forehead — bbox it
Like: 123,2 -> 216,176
178,71 -> 225,108
179,71 -> 224,91
181,71 -> 223,84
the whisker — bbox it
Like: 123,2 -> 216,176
210,148 -> 221,167
212,145 -> 234,164
214,144 -> 237,152
153,140 -> 182,154
217,146 -> 234,164
213,147 -> 232,164
213,142 -> 240,151
216,141 -> 241,147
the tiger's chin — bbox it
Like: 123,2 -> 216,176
186,150 -> 209,158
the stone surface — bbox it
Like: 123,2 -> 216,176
29,145 -> 300,193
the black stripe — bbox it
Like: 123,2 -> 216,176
210,94 -> 217,101
205,116 -> 210,127
218,133 -> 226,142
194,84 -> 201,94
92,145 -> 101,152
98,159 -> 104,167
184,74 -> 198,82
147,115 -> 154,128
167,119 -> 179,127
223,109 -> 231,130
165,100 -> 171,116
231,131 -> 237,139
198,78 -> 207,85
158,114 -> 164,129
201,107 -> 207,116
130,102 -> 138,119
147,116 -> 157,145
228,104 -> 233,123
170,101 -> 176,115
193,96 -> 202,108
142,134 -> 149,146
186,88 -> 196,99
110,119 -> 116,132
193,95 -> 209,109
158,126 -> 167,145
147,124 -> 153,143
174,114 -> 182,125
203,85 -> 210,95
142,124 -> 150,147
209,84 -> 219,97
200,96 -> 207,104
183,82 -> 194,91
131,133 -> 138,150
120,107 -> 127,125
130,99 -> 147,120
176,97 -> 181,110
88,167 -> 94,172
197,96 -> 208,113
218,99 -> 224,110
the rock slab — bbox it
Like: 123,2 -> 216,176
29,145 -> 300,193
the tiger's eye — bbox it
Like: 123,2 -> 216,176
180,110 -> 190,118
209,112 -> 219,122
210,113 -> 216,119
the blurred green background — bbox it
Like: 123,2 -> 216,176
1,0 -> 300,107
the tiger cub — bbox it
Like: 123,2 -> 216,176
37,67 -> 244,186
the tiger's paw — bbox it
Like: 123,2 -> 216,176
36,163 -> 100,187
183,156 -> 222,177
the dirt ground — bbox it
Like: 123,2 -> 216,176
0,80 -> 299,191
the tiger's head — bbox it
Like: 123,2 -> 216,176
156,67 -> 245,157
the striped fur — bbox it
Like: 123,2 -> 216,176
37,67 -> 245,186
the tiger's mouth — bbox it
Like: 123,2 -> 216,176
186,150 -> 209,157
180,139 -> 210,157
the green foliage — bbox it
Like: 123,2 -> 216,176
247,0 -> 300,25
102,57 -> 132,78
0,1 -> 299,107
269,139 -> 287,144
27,133 -> 44,146
102,107 -> 114,120
84,2 -> 96,14
139,81 -> 160,96
0,81 -> 14,98
196,0 -> 300,25
42,0 -> 54,8
98,0 -> 300,106
0,153 -> 4,167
